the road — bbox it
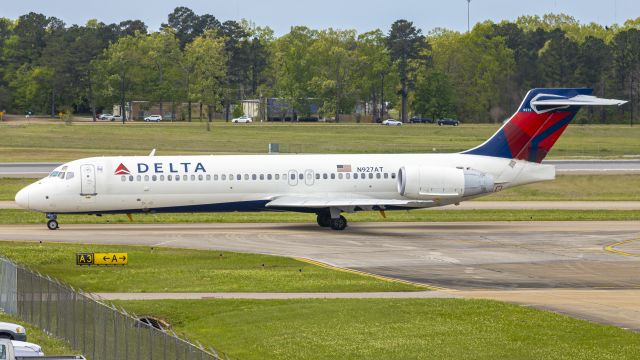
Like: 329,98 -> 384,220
2,160 -> 640,177
1,221 -> 639,330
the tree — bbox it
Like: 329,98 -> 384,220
413,71 -> 455,120
185,31 -> 227,129
386,20 -> 428,122
163,7 -> 220,49
309,29 -> 358,122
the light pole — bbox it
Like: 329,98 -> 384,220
467,0 -> 471,32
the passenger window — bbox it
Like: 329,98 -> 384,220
376,173 -> 381,179
252,174 -> 257,180
275,174 -> 280,180
206,174 -> 211,181
191,175 -> 196,181
298,173 -> 304,180
353,173 -> 358,179
331,174 -> 335,179
175,175 -> 180,181
384,173 -> 388,179
221,174 -> 226,180
260,174 -> 264,180
267,174 -> 272,180
214,174 -> 219,181
152,175 -> 157,181
168,175 -> 173,181
66,172 -> 75,180
183,175 -> 188,181
290,173 -> 295,180
160,175 -> 165,181
323,173 -> 328,179
316,173 -> 320,180
244,174 -> 249,180
346,173 -> 351,179
136,175 -> 141,181
198,174 -> 204,181
237,174 -> 241,180
144,175 -> 150,181
369,173 -> 373,179
391,173 -> 396,179
338,173 -> 343,179
121,176 -> 126,182
129,175 -> 134,181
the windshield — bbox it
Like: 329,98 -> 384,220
0,344 -> 6,360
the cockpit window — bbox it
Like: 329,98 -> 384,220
49,171 -> 59,177
66,172 -> 75,180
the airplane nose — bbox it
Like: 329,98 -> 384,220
15,187 -> 29,209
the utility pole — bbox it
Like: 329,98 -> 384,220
467,0 -> 471,32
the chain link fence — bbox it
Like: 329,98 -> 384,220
0,257 -> 229,360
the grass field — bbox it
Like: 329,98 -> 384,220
3,175 -> 640,202
1,209 -> 639,225
0,312 -> 78,356
115,298 -> 640,360
0,241 -> 421,292
1,122 -> 639,162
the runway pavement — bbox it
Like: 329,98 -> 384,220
2,159 -> 640,177
1,221 -> 639,330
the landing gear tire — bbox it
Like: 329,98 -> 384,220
316,213 -> 331,227
329,215 -> 348,231
47,219 -> 59,230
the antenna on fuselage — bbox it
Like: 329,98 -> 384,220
149,148 -> 156,156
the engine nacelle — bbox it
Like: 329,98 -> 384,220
397,166 -> 494,200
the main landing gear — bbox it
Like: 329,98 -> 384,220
46,213 -> 58,230
316,211 -> 348,231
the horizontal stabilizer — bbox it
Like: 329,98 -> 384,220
266,196 -> 433,209
530,94 -> 627,113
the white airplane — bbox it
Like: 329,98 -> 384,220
15,88 -> 626,231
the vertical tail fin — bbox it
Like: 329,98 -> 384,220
463,88 -> 626,163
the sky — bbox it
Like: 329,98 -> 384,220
2,0 -> 639,35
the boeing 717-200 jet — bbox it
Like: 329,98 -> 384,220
15,88 -> 626,230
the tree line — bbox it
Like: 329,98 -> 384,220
0,8 -> 638,123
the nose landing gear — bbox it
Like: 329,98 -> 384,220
46,213 -> 59,230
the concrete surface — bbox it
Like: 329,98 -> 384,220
1,221 -> 639,330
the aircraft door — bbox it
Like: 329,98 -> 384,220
304,169 -> 314,186
80,164 -> 97,195
288,170 -> 298,186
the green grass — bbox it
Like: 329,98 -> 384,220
4,175 -> 640,202
115,298 -> 640,360
0,241 -> 421,293
0,209 -> 639,225
0,312 -> 78,356
1,122 -> 639,162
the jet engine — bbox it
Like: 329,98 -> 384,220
397,166 -> 494,200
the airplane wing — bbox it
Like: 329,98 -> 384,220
265,196 -> 434,209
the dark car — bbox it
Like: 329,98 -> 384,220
409,116 -> 433,123
437,118 -> 460,126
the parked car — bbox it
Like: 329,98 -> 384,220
437,118 -> 460,126
0,321 -> 27,342
144,115 -> 162,122
410,116 -> 433,123
232,115 -> 252,123
11,340 -> 44,357
382,119 -> 402,126
98,113 -> 115,121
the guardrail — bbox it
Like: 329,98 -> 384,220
0,257 -> 229,360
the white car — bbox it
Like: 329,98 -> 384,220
231,115 -> 252,123
382,119 -> 402,126
11,340 -> 44,356
0,321 -> 27,342
98,113 -> 115,121
144,115 -> 162,122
